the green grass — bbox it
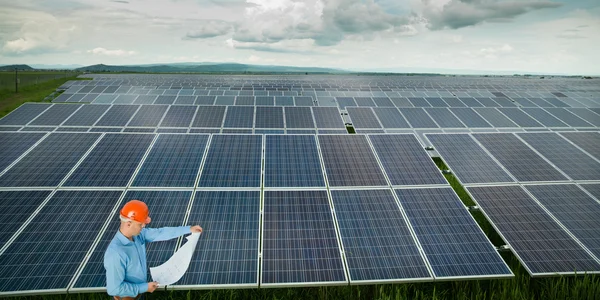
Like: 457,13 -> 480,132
0,71 -> 80,91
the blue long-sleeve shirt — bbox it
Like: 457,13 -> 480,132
104,226 -> 191,297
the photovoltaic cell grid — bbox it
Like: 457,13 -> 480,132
132,134 -> 209,187
63,133 -> 155,187
62,105 -> 110,126
472,133 -> 568,182
95,105 -> 139,127
0,190 -> 51,249
0,133 -> 101,187
395,188 -> 511,278
424,108 -> 465,128
467,186 -> 600,275
284,107 -> 315,128
29,104 -> 81,126
255,106 -> 284,128
264,135 -> 325,187
262,191 -> 346,285
368,135 -> 447,186
426,134 -> 514,184
0,190 -> 122,293
160,106 -> 197,127
127,105 -> 168,127
0,103 -> 51,126
559,132 -> 600,160
312,107 -> 345,128
192,106 -> 225,128
346,107 -> 382,129
0,132 -> 46,173
331,189 -> 432,282
516,132 -> 600,180
176,191 -> 259,286
318,135 -> 387,187
224,106 -> 254,128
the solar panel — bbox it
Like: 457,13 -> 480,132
132,134 -> 209,187
126,105 -> 168,127
63,133 -> 155,187
275,96 -> 294,106
545,108 -> 593,127
525,184 -> 600,259
0,132 -> 46,173
264,135 -> 325,187
426,134 -> 514,184
473,108 -> 518,128
175,190 -> 259,286
495,108 -> 544,127
255,107 -> 284,128
516,132 -> 600,180
467,185 -> 600,275
425,98 -> 449,108
0,190 -> 122,293
354,97 -> 375,106
215,96 -> 235,105
390,97 -> 413,107
0,133 -> 101,187
198,135 -> 262,187
336,97 -> 357,110
195,96 -> 216,105
235,96 -> 254,106
442,98 -> 467,107
312,107 -> 345,128
0,103 -> 51,126
62,105 -> 110,126
566,108 -> 600,126
113,94 -> 138,104
284,107 -> 314,128
159,106 -> 197,127
0,190 -> 51,249
174,95 -> 196,105
372,97 -> 394,107
399,108 -> 438,128
425,108 -> 465,128
372,108 -> 410,128
294,96 -> 314,106
408,97 -> 430,107
449,108 -> 492,128
331,189 -> 432,282
558,132 -> 600,160
518,108 -> 569,127
318,135 -> 387,187
155,95 -> 176,105
28,104 -> 81,126
95,105 -> 140,126
192,106 -> 225,128
369,135 -> 446,185
395,187 -> 512,278
262,191 -> 346,285
92,94 -> 117,104
347,107 -> 382,129
543,97 -> 569,107
472,133 -> 568,182
255,96 -> 274,106
223,106 -> 254,128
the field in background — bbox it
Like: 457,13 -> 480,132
0,71 -> 81,91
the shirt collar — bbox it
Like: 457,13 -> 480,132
116,229 -> 134,246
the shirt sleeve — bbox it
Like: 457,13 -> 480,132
140,226 -> 191,243
104,250 -> 148,296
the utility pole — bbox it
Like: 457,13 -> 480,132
15,67 -> 18,93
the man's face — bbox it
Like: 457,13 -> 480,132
128,218 -> 149,236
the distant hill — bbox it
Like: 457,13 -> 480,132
75,63 -> 349,74
0,64 -> 35,71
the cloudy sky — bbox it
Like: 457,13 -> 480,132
1,0 -> 599,74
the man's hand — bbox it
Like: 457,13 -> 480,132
147,282 -> 159,293
190,225 -> 203,234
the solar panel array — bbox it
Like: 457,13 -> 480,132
1,74 -> 599,295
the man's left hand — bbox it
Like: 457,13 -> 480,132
190,225 -> 203,234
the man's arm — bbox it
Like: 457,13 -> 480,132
141,226 -> 191,243
104,251 -> 148,297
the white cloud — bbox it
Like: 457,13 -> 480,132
186,21 -> 232,38
2,15 -> 78,55
87,47 -> 137,56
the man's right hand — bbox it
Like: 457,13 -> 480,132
147,282 -> 159,293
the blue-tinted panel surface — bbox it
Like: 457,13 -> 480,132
262,191 -> 346,284
95,105 -> 139,126
255,107 -> 284,128
369,135 -> 446,185
0,190 -> 121,292
425,108 -> 465,128
275,96 -> 294,106
347,107 -> 382,129
224,106 -> 254,128
29,104 -> 81,126
496,108 -> 544,127
525,185 -> 600,259
312,107 -> 345,128
467,186 -> 600,275
449,108 -> 492,128
559,132 -> 600,160
265,135 -> 325,187
331,189 -> 431,282
284,107 -> 314,128
473,108 -> 518,128
0,190 -> 51,248
566,108 -> 600,126
62,105 -> 110,126
396,188 -> 511,278
160,106 -> 196,127
0,133 -> 101,187
132,134 -> 209,187
318,135 -> 387,187
426,134 -> 513,184
0,132 -> 46,172
192,106 -> 225,128
399,108 -> 438,128
127,105 -> 168,127
473,133 -> 569,182
177,191 -> 259,286
294,96 -> 314,106
336,97 -> 357,110
517,132 -> 600,180
545,108 -> 593,127
64,134 -> 154,187
73,190 -> 192,288
0,104 -> 50,125
373,108 -> 410,128
198,135 -> 262,187
520,108 -> 569,127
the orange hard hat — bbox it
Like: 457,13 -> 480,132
120,200 -> 151,224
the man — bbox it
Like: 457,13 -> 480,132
104,199 -> 202,300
